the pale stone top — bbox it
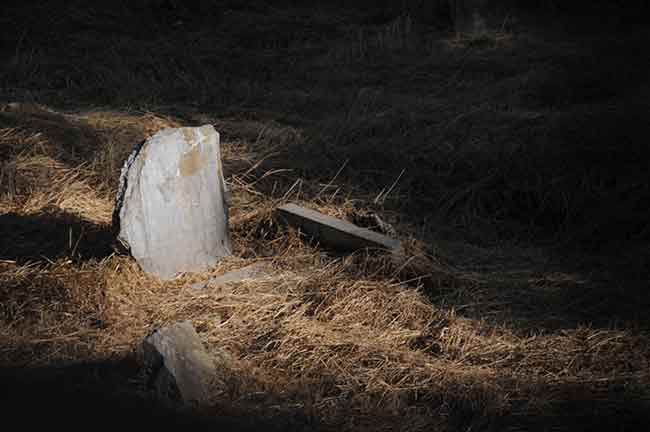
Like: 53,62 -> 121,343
114,125 -> 231,279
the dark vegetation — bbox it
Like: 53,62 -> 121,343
1,1 -> 649,430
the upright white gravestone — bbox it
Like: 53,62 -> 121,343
114,125 -> 231,279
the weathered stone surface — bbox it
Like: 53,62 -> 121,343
139,321 -> 220,406
276,203 -> 401,252
190,263 -> 270,289
114,125 -> 231,279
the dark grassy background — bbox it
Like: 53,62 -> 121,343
1,2 -> 649,430
3,1 -> 648,251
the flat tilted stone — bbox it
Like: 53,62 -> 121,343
139,321 -> 221,406
276,203 -> 401,252
190,263 -> 270,289
114,125 -> 231,279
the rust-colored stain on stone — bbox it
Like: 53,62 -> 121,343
179,129 -> 208,176
181,127 -> 196,145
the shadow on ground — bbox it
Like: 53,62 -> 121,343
424,242 -> 650,333
2,352 -> 647,432
0,356 -> 289,431
0,109 -> 105,166
501,380 -> 650,432
0,210 -> 115,264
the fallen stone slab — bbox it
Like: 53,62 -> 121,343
276,203 -> 401,252
190,263 -> 270,289
139,321 -> 228,406
114,125 -> 231,279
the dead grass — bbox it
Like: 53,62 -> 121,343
1,102 -> 649,431
1,3 -> 649,431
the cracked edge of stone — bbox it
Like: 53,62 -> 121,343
112,137 -> 147,246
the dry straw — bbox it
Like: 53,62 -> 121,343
1,104 -> 649,431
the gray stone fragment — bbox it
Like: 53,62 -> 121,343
190,263 -> 270,289
114,125 -> 231,279
276,203 -> 401,252
139,321 -> 221,406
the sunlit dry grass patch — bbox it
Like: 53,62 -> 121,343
0,101 -> 648,431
